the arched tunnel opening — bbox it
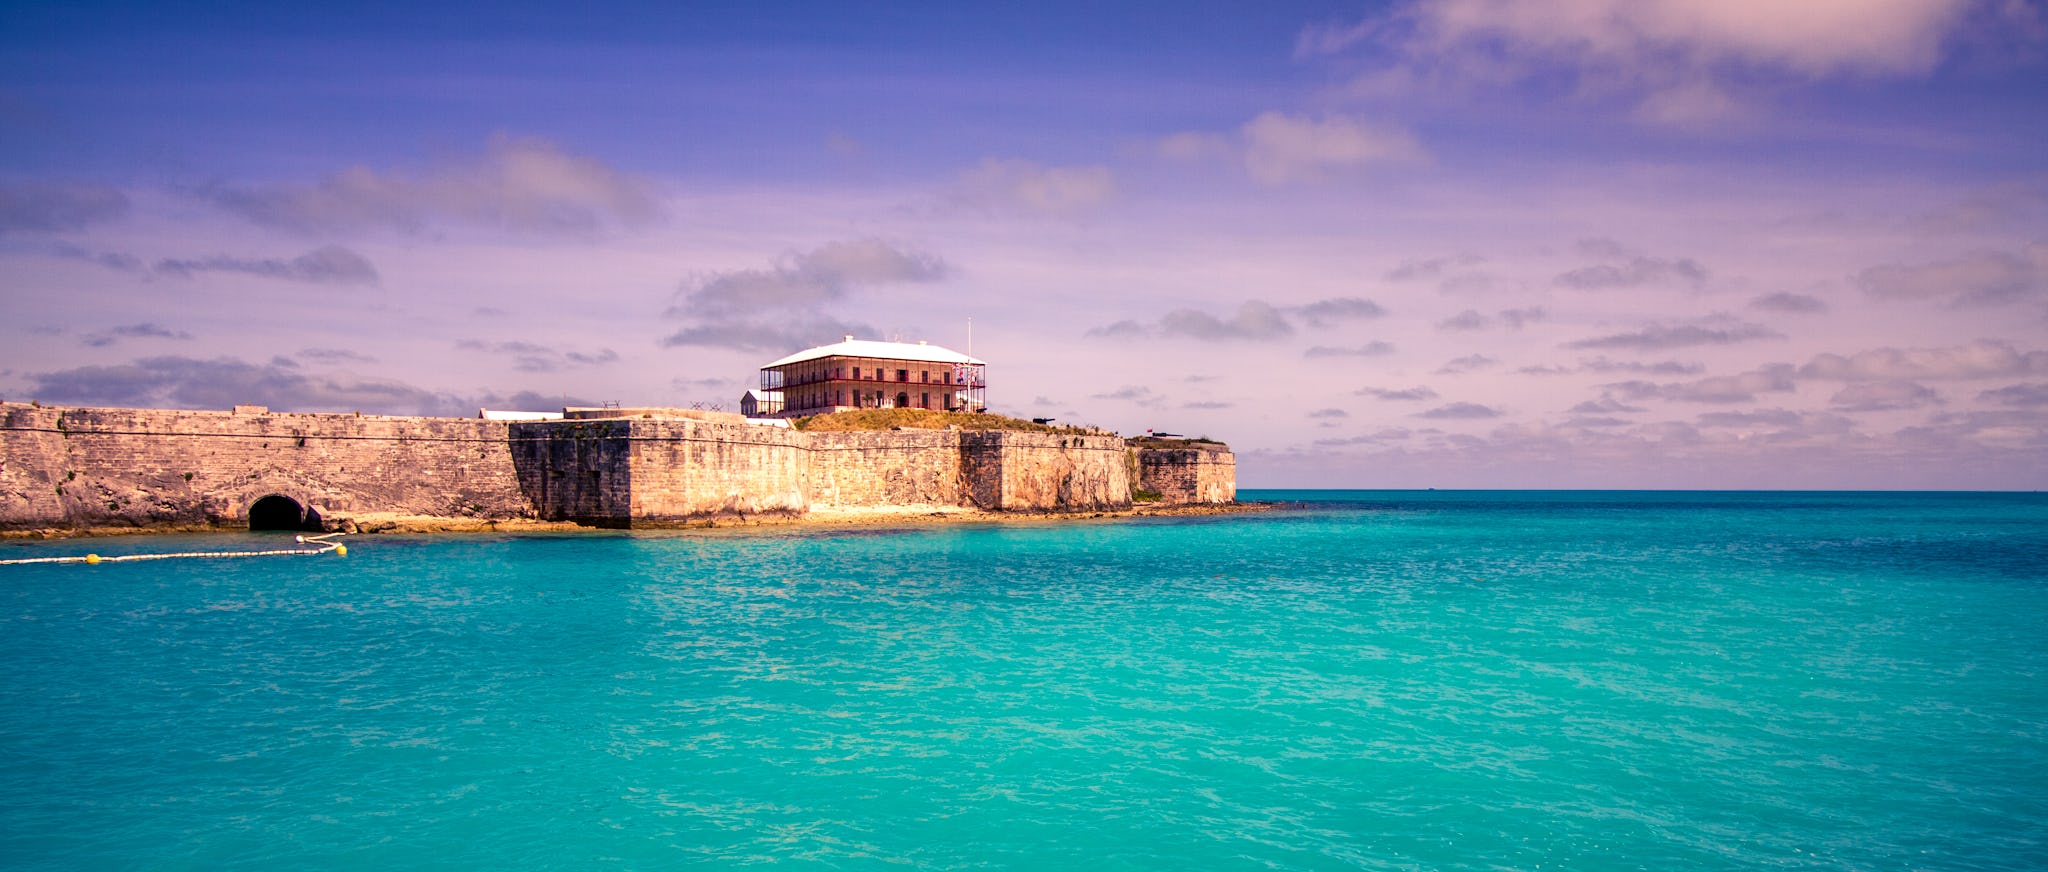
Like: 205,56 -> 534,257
248,494 -> 321,532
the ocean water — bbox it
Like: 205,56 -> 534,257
2,490 -> 2044,870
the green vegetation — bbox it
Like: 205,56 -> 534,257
1128,435 -> 1225,448
791,409 -> 1101,435
1132,487 -> 1163,503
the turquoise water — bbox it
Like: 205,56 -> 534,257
2,490 -> 2044,870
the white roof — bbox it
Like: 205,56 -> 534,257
762,337 -> 985,369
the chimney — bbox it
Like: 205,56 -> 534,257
842,334 -> 854,342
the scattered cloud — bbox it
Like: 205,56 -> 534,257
1160,302 -> 1293,340
660,238 -> 946,352
670,238 -> 947,319
0,181 -> 129,233
1437,309 -> 1488,332
1696,409 -> 1805,428
1356,386 -> 1439,401
1608,363 -> 1798,403
456,340 -> 619,373
81,323 -> 191,348
1912,178 -> 2048,235
1829,380 -> 1943,412
1578,357 -> 1706,375
1305,0 -> 2003,128
1308,407 -> 1349,418
1569,396 -> 1647,414
47,242 -> 143,272
203,135 -> 660,235
1386,253 -> 1485,282
1799,340 -> 2048,381
1853,245 -> 2047,307
1291,296 -> 1386,326
1090,301 -> 1294,341
24,355 -> 472,416
1564,318 -> 1781,350
1556,254 -> 1709,291
1439,306 -> 1545,331
1091,385 -> 1165,407
1435,354 -> 1497,374
481,389 -> 601,412
1416,402 -> 1502,420
1239,112 -> 1425,184
297,347 -> 378,364
957,158 -> 1116,215
1750,291 -> 1828,313
1978,383 -> 2048,406
153,245 -> 380,285
1305,342 -> 1396,358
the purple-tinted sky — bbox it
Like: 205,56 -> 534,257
4,0 -> 2046,488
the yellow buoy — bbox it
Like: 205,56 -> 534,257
333,545 -> 348,557
85,554 -> 101,565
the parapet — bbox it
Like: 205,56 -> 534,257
562,406 -> 747,425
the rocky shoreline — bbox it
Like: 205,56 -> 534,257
1,502 -> 1269,540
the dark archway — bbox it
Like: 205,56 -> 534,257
249,494 -> 310,531
895,392 -> 910,409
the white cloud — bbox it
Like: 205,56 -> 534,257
1854,244 -> 2047,307
1564,319 -> 1781,350
1241,112 -> 1424,184
1309,0 -> 1997,127
659,238 -> 948,352
1829,380 -> 1944,411
958,159 -> 1116,215
153,245 -> 380,285
1799,340 -> 2048,381
206,135 -> 660,235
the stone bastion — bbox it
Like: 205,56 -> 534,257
0,403 -> 1235,532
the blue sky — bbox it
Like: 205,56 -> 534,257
4,0 -> 2046,488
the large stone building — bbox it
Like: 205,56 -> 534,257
753,336 -> 986,418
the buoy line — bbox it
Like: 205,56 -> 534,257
0,533 -> 348,566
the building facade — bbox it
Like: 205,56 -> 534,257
753,336 -> 986,418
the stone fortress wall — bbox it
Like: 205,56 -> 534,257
0,403 -> 1233,532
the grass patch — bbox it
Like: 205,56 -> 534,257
792,409 -> 1099,434
1128,435 -> 1225,448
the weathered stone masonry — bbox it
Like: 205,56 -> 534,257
1,403 -> 1232,531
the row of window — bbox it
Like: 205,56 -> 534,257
779,363 -> 974,386
790,389 -> 956,411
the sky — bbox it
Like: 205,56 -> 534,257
3,0 -> 2046,489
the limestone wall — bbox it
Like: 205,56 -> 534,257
805,429 -> 967,507
626,419 -> 808,521
506,419 -> 634,526
0,402 -> 1235,532
979,432 -> 1132,511
1136,444 -> 1237,505
0,403 -> 529,531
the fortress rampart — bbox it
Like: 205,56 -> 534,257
0,403 -> 1232,532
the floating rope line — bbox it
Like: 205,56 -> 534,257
0,533 -> 348,566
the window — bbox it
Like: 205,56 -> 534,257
897,369 -> 908,381
920,370 -> 930,382
921,392 -> 929,408
852,367 -> 861,379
